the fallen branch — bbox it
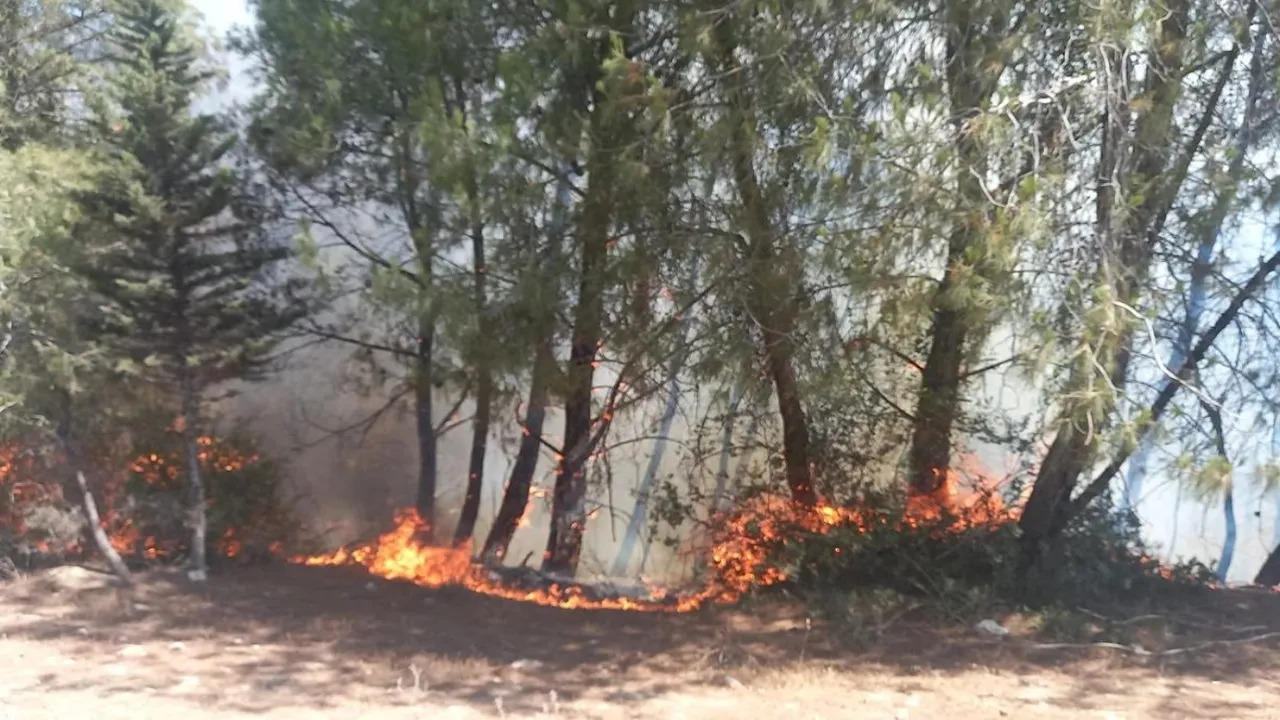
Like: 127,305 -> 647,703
1027,631 -> 1280,656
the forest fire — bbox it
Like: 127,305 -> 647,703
289,461 -> 1023,612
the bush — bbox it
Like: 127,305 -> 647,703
109,427 -> 296,565
0,441 -> 83,563
704,489 -> 1212,614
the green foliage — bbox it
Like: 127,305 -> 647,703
73,0 -> 308,393
742,494 -> 1211,612
0,0 -> 106,148
0,143 -> 109,428
0,0 -> 1266,593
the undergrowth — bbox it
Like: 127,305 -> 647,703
717,492 -> 1214,630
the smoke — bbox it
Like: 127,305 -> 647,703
213,337 -> 740,584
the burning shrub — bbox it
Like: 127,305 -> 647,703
0,422 -> 295,569
702,488 -> 1210,613
111,428 -> 296,564
0,442 -> 83,565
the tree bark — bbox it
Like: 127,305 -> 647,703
542,4 -> 638,576
1121,27 -> 1265,515
53,401 -> 131,585
414,313 -> 438,542
543,147 -> 613,576
1057,246 -> 1280,534
1019,1 -> 1190,559
453,96 -> 491,549
906,0 -> 1012,497
480,338 -> 553,564
480,167 -> 576,564
1256,542 -> 1280,587
712,20 -> 817,506
178,369 -> 208,581
72,466 -> 132,583
712,380 -> 747,512
610,336 -> 687,576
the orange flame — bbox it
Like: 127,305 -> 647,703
287,458 -> 1022,612
105,435 -> 259,561
293,509 -> 663,610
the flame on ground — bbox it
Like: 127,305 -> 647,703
294,508 -> 668,610
289,459 -> 1024,612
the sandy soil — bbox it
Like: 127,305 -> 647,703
0,564 -> 1276,719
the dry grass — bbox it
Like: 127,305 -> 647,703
0,564 -> 1276,719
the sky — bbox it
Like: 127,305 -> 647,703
187,0 -> 1278,582
192,0 -> 253,109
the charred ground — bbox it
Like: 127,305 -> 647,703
0,563 -> 1277,719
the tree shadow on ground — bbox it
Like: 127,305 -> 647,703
0,563 -> 1276,717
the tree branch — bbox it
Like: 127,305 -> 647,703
1067,246 -> 1280,518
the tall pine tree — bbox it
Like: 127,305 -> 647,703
74,0 -> 307,580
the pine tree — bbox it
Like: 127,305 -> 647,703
72,0 -> 307,580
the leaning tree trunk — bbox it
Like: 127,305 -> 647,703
481,339 -> 553,564
906,0 -> 1013,497
481,340 -> 552,561
712,380 -> 747,512
71,465 -> 132,584
479,170 -> 575,564
610,338 -> 688,576
1256,542 -> 1280,587
1121,25 -> 1268,517
714,21 -> 817,507
53,398 -> 132,585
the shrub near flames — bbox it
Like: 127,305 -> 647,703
707,478 -> 1214,618
114,426 -> 296,564
0,423 -> 296,572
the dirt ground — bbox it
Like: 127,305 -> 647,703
0,564 -> 1277,719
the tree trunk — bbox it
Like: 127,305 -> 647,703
1019,2 -> 1190,560
399,120 -> 438,543
1202,402 -> 1236,582
1218,487 -> 1236,581
733,388 -> 771,493
1255,542 -> 1280,587
481,337 -> 553,564
712,381 -> 747,512
543,159 -> 612,576
453,305 -> 491,548
53,413 -> 131,585
479,169 -> 576,564
610,343 -> 686,576
713,21 -> 817,506
453,104 -> 491,549
766,349 -> 816,505
542,5 -> 638,576
1122,26 -> 1267,515
73,466 -> 132,583
414,313 -> 438,543
906,0 -> 1012,497
178,370 -> 208,581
